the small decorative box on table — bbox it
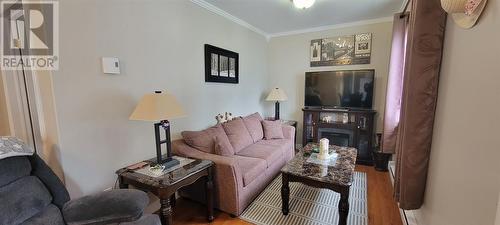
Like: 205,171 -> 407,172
116,156 -> 214,225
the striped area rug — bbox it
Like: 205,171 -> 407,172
240,172 -> 367,225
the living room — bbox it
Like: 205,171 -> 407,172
0,0 -> 499,225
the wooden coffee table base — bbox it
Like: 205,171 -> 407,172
281,173 -> 350,225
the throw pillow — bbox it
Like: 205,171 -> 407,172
242,112 -> 264,143
222,117 -> 254,153
212,125 -> 235,155
214,135 -> 234,156
182,125 -> 233,154
262,120 -> 284,140
182,128 -> 216,153
0,137 -> 34,160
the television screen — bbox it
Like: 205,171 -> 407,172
305,70 -> 374,109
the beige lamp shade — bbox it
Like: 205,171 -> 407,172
266,87 -> 288,102
129,91 -> 186,122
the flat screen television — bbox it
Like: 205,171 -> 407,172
305,70 -> 374,109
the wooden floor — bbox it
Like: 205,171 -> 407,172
172,165 -> 403,225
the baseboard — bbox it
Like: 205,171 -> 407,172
389,161 -> 419,225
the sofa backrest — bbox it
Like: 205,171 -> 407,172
241,112 -> 264,143
0,155 -> 69,225
221,117 -> 255,153
180,112 -> 266,155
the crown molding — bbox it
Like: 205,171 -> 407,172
268,16 -> 394,39
190,0 -> 269,39
191,0 -> 404,41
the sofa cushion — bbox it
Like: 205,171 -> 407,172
256,139 -> 293,148
0,176 -> 53,225
214,135 -> 234,156
242,113 -> 264,143
222,118 -> 254,153
235,156 -> 267,187
182,125 -> 232,154
0,156 -> 31,187
236,144 -> 283,168
262,120 -> 284,140
20,204 -> 65,225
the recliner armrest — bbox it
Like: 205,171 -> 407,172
62,189 -> 148,225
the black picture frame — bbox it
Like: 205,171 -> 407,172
205,44 -> 239,84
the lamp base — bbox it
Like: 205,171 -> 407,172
274,101 -> 280,120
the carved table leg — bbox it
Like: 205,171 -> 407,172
281,173 -> 290,215
338,188 -> 350,225
170,195 -> 176,208
206,167 -> 214,222
160,198 -> 173,225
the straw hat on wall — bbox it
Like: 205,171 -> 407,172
441,0 -> 488,29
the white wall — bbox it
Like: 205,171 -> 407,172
53,0 -> 268,197
267,21 -> 393,143
414,1 -> 500,224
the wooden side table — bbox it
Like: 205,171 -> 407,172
116,156 -> 214,225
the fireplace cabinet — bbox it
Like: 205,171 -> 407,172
302,107 -> 376,165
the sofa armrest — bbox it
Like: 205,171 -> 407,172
172,140 -> 238,168
172,140 -> 243,214
282,125 -> 295,141
281,125 -> 296,161
62,189 -> 148,225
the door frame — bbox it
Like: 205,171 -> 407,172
1,1 -> 44,152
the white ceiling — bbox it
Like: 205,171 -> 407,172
195,0 -> 405,37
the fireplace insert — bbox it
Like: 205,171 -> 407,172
318,128 -> 354,147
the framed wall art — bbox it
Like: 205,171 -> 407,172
310,33 -> 372,67
205,44 -> 239,84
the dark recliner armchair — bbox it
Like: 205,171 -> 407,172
0,154 -> 161,225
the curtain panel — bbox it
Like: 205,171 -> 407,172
393,0 -> 447,209
381,13 -> 409,154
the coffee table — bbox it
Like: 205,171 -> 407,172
281,143 -> 357,225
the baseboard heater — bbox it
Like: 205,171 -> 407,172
389,161 -> 419,225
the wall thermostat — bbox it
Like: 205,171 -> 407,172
101,57 -> 120,74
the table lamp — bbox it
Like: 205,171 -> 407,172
266,87 -> 288,120
129,91 -> 186,168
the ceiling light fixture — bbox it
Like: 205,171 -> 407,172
292,0 -> 316,9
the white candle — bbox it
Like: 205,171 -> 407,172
319,138 -> 329,159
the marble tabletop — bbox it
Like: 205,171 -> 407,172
116,156 -> 213,188
281,143 -> 357,186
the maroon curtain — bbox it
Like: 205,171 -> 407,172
393,0 -> 447,209
381,13 -> 409,154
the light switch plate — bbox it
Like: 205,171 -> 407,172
102,57 -> 120,74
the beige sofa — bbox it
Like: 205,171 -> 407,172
172,113 -> 295,216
